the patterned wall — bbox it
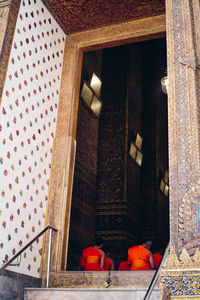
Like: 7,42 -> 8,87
0,0 -> 65,277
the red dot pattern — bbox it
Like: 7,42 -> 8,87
0,0 -> 65,277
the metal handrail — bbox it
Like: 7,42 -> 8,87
143,242 -> 170,300
2,254 -> 21,266
0,225 -> 57,287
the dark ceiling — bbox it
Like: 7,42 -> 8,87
45,0 -> 166,34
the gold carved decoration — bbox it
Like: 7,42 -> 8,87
170,297 -> 200,299
0,0 -> 20,106
164,247 -> 200,270
161,247 -> 200,299
164,248 -> 180,270
179,182 -> 200,243
0,6 -> 9,54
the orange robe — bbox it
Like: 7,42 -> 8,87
118,261 -> 130,271
128,245 -> 152,270
103,256 -> 112,271
80,247 -> 102,271
153,253 -> 162,269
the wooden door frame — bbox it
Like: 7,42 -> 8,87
42,14 -> 166,277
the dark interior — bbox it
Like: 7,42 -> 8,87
67,37 -> 169,270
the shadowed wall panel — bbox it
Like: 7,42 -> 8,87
140,38 -> 168,248
126,44 -> 142,246
67,51 -> 102,270
96,46 -> 128,262
96,45 -> 144,265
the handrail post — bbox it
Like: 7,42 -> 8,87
46,227 -> 53,288
0,225 -> 57,275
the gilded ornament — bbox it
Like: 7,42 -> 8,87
179,206 -> 184,213
164,248 -> 181,269
179,248 -> 191,267
178,223 -> 184,229
192,248 -> 200,268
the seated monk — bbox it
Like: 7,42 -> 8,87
103,246 -> 115,271
118,260 -> 130,271
153,251 -> 163,269
128,241 -> 154,270
80,238 -> 105,271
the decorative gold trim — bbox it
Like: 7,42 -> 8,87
170,297 -> 200,299
166,0 -> 200,252
0,0 -> 20,107
163,247 -> 200,270
0,0 -> 11,9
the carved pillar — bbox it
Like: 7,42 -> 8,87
166,0 -> 200,251
161,0 -> 200,297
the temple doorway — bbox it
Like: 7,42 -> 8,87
67,37 -> 169,270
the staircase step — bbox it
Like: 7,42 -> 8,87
24,287 -> 159,300
48,270 -> 158,289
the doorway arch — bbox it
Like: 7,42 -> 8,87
42,14 -> 166,276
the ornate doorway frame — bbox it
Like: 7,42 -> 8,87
42,14 -> 166,279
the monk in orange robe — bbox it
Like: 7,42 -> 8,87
128,241 -> 154,270
118,260 -> 130,271
80,238 -> 105,271
153,252 -> 162,269
103,246 -> 115,271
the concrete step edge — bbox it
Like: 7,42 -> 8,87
24,287 -> 159,291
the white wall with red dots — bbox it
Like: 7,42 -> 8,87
0,0 -> 66,277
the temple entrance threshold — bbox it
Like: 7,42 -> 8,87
25,271 -> 159,300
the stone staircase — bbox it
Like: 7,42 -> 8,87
24,287 -> 159,300
24,271 -> 159,300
